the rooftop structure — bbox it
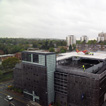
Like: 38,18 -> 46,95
57,52 -> 106,61
57,52 -> 106,74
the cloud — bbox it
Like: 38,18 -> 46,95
0,0 -> 106,39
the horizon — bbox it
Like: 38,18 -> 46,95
0,36 -> 98,40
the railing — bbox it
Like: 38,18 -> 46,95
86,62 -> 104,73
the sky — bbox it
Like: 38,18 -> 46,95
0,0 -> 106,40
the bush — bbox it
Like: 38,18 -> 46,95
7,86 -> 23,94
49,47 -> 55,52
2,57 -> 19,70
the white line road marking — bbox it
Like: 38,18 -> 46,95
11,102 -> 15,106
4,98 -> 8,102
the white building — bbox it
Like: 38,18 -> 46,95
66,35 -> 76,46
98,32 -> 106,41
80,35 -> 88,43
97,37 -> 104,42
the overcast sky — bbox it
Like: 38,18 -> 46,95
0,0 -> 106,39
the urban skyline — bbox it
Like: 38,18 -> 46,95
0,32 -> 105,40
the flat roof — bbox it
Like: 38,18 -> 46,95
57,52 -> 106,61
22,50 -> 55,55
0,54 -> 14,57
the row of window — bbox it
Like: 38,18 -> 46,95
22,53 -> 39,63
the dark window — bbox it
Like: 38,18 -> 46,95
33,54 -> 39,63
22,53 -> 26,61
27,53 -> 31,62
22,53 -> 31,62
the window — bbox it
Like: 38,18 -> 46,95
33,54 -> 39,63
27,53 -> 31,62
22,53 -> 26,61
22,53 -> 31,62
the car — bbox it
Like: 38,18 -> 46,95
6,95 -> 13,101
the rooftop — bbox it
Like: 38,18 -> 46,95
57,51 -> 106,61
0,54 -> 14,58
22,50 -> 55,55
56,52 -> 106,74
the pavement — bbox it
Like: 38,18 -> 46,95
0,80 -> 29,106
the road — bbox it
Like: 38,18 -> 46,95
0,80 -> 29,106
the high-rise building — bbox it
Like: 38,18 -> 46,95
97,37 -> 104,42
80,35 -> 88,43
98,32 -> 106,41
66,35 -> 76,47
14,51 -> 56,106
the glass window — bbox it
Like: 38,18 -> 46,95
22,53 -> 27,61
27,53 -> 31,62
22,53 -> 31,62
33,54 -> 39,63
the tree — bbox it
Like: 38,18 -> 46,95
2,57 -> 20,70
69,45 -> 72,51
76,40 -> 81,44
72,44 -> 76,50
49,47 -> 55,52
60,47 -> 66,53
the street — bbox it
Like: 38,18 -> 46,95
0,80 -> 28,106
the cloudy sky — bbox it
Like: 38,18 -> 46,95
0,0 -> 106,39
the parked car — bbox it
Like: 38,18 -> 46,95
6,95 -> 13,101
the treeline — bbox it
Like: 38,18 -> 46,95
0,38 -> 66,54
77,40 -> 106,45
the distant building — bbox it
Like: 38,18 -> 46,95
0,54 -> 14,65
66,35 -> 76,47
80,35 -> 88,43
97,37 -> 104,42
27,48 -> 39,51
0,54 -> 14,62
98,32 -> 106,41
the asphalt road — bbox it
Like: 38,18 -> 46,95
0,80 -> 28,106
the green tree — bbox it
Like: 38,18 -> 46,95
69,45 -> 72,51
60,47 -> 66,53
87,40 -> 97,45
76,40 -> 81,44
2,57 -> 20,70
72,44 -> 76,50
49,47 -> 55,52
